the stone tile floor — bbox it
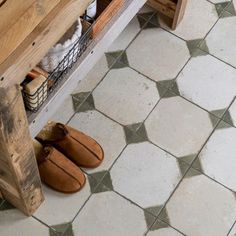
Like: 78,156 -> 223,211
1,1 -> 236,235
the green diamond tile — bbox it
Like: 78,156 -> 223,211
192,157 -> 204,173
72,92 -> 90,111
198,40 -> 209,54
111,51 -> 129,69
225,2 -> 236,15
144,210 -> 156,229
179,154 -> 197,164
215,2 -> 230,17
177,160 -> 190,177
158,207 -> 170,225
124,123 -> 148,144
215,120 -> 233,130
184,167 -> 202,179
222,110 -> 234,127
77,94 -> 95,112
50,222 -> 74,236
145,205 -> 164,217
186,39 -> 208,57
209,113 -> 220,128
150,219 -> 169,231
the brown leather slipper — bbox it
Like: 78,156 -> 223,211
36,121 -> 104,168
33,140 -> 86,193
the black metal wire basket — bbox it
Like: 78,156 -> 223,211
22,17 -> 93,112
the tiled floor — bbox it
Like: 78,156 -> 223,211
1,1 -> 236,235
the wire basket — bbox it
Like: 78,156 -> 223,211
22,17 -> 93,112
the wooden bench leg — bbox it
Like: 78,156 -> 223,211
0,85 -> 44,216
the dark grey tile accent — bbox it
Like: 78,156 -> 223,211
145,205 -> 163,216
215,120 -> 233,130
50,222 -> 73,236
77,94 -> 95,112
222,110 -> 234,127
187,39 -> 205,57
150,219 -> 169,231
92,172 -> 113,194
177,160 -> 190,177
158,207 -> 170,225
179,154 -> 197,164
88,175 -> 100,193
215,2 -> 230,17
211,108 -> 227,118
208,113 -> 220,128
144,210 -> 156,229
111,51 -> 129,69
198,40 -> 209,54
192,157 -> 204,173
184,167 -> 202,179
142,14 -> 160,29
124,123 -> 148,144
225,2 -> 236,15
72,92 -> 90,111
162,89 -> 178,98
168,81 -> 180,96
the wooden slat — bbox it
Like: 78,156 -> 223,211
93,0 -> 124,37
172,0 -> 187,30
0,85 -> 44,215
147,0 -> 176,18
0,0 -> 60,66
0,0 -> 35,37
0,0 -> 91,87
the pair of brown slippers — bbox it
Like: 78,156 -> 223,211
34,121 -> 104,193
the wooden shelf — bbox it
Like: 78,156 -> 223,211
0,0 -> 91,87
28,0 -> 146,137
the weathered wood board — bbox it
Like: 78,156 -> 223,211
0,85 -> 44,215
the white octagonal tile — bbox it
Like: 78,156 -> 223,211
177,55 -> 236,113
111,142 -> 182,208
164,174 -> 236,236
0,209 -> 48,236
145,96 -> 213,158
50,96 -> 74,124
206,17 -> 236,67
68,110 -> 126,173
199,127 -> 236,191
160,0 -> 218,40
229,99 -> 236,126
34,182 -> 91,226
73,191 -> 148,236
127,28 -> 190,82
107,16 -> 141,52
93,67 -> 160,125
74,54 -> 109,93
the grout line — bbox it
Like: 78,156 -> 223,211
227,219 -> 236,235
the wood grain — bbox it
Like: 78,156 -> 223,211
0,0 -> 60,66
147,0 -> 176,18
93,0 -> 124,37
172,0 -> 187,30
0,0 -> 91,87
0,0 -> 35,37
0,85 -> 44,215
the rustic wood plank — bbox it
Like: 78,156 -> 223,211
172,0 -> 187,30
0,0 -> 35,37
147,0 -> 176,18
93,0 -> 124,37
0,85 -> 44,215
0,0 -> 91,87
0,0 -> 60,66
